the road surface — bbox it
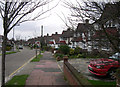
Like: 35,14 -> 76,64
0,47 -> 36,86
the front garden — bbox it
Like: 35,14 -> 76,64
54,45 -> 111,61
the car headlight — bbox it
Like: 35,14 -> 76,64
96,65 -> 104,69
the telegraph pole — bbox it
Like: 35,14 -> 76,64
41,25 -> 43,37
41,25 -> 43,51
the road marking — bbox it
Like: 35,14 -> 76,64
8,55 -> 36,78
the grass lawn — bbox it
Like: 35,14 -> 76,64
31,54 -> 43,62
0,51 -> 18,56
41,51 -> 45,53
5,75 -> 29,87
88,80 -> 116,87
6,51 -> 17,55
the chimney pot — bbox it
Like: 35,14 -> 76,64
47,33 -> 49,36
55,32 -> 58,34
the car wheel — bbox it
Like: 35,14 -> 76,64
108,70 -> 116,80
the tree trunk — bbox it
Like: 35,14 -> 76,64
1,32 -> 7,87
36,47 -> 37,58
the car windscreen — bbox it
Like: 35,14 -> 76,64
109,53 -> 120,60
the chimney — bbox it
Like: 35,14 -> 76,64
55,32 -> 58,35
85,19 -> 89,24
67,28 -> 71,31
47,33 -> 49,36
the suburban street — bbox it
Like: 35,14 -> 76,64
0,47 -> 36,86
5,47 -> 35,77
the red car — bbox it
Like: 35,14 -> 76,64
88,53 -> 120,79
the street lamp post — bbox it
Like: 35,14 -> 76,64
12,23 -> 20,51
41,25 -> 43,51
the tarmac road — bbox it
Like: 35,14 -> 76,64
5,47 -> 35,77
0,47 -> 36,86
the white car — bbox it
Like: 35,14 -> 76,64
18,45 -> 23,49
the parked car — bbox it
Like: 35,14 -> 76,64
88,53 -> 120,79
18,45 -> 23,49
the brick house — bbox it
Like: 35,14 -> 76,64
93,2 -> 120,52
44,32 -> 61,49
92,27 -> 119,52
60,28 -> 74,48
72,20 -> 94,51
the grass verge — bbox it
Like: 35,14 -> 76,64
5,75 -> 29,87
88,80 -> 116,87
41,51 -> 44,53
31,54 -> 43,62
6,51 -> 17,55
0,51 -> 18,56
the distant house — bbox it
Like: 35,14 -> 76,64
44,34 -> 52,46
44,32 -> 61,49
60,28 -> 74,48
92,27 -> 119,52
72,20 -> 94,51
93,2 -> 120,52
27,38 -> 35,46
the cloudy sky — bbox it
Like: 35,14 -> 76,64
0,0 -> 71,40
0,0 -> 118,40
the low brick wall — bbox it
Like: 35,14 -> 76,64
63,56 -> 91,87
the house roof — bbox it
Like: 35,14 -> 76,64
57,41 -> 66,44
51,32 -> 61,43
60,28 -> 74,38
48,41 -> 54,44
72,37 -> 83,42
75,23 -> 93,34
44,35 -> 52,44
92,27 -> 118,39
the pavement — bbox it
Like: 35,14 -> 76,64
16,51 -> 69,86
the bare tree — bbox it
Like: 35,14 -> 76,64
0,0 -> 60,86
56,12 -> 76,30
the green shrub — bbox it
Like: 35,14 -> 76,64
55,53 -> 64,58
59,45 -> 70,55
74,47 -> 82,55
69,55 -> 78,58
77,54 -> 83,58
69,48 -> 74,55
6,46 -> 12,51
43,46 -> 52,51
55,53 -> 64,61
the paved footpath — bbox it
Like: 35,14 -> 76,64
25,51 -> 69,86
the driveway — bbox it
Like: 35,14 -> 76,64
58,58 -> 115,81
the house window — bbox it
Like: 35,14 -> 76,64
77,33 -> 80,37
74,34 -> 76,37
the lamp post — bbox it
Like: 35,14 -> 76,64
12,23 -> 20,51
41,25 -> 43,51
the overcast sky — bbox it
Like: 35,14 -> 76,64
0,0 -> 71,40
0,0 -> 119,40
